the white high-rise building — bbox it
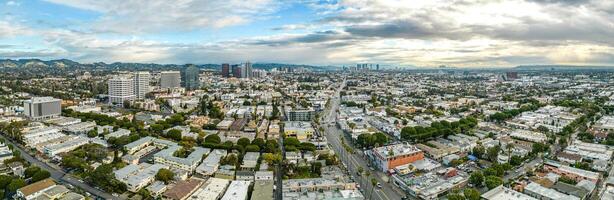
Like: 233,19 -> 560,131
23,97 -> 61,121
133,71 -> 150,99
160,71 -> 181,89
108,76 -> 135,106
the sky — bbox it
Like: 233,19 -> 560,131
1,0 -> 614,68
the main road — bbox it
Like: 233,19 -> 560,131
320,78 -> 407,200
0,134 -> 119,200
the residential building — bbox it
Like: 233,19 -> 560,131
161,71 -> 181,89
287,108 -> 315,121
15,178 -> 56,200
221,180 -> 251,200
133,71 -> 150,99
188,178 -> 229,200
181,64 -> 200,90
108,76 -> 135,106
23,97 -> 61,120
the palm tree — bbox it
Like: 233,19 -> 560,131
507,143 -> 514,163
369,178 -> 378,200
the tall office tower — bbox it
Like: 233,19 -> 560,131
244,61 -> 252,78
160,71 -> 181,89
108,76 -> 135,106
181,64 -> 200,90
133,71 -> 150,99
376,64 -> 380,71
221,63 -> 230,78
23,97 -> 61,120
232,64 -> 242,78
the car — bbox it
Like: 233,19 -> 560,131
369,167 -> 375,171
376,183 -> 382,188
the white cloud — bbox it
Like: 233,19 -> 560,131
44,0 -> 284,33
3,0 -> 614,67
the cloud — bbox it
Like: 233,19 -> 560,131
44,0 -> 284,33
4,0 -> 614,67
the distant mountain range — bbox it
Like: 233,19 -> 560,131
0,58 -> 332,71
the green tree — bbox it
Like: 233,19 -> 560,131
7,178 -> 26,193
284,137 -> 300,147
486,146 -> 500,162
245,145 -> 260,152
0,175 -> 12,189
31,170 -> 51,182
24,166 -> 41,178
204,134 -> 221,144
463,188 -> 480,200
472,145 -> 485,159
167,129 -> 182,141
237,138 -> 251,147
447,193 -> 466,200
251,138 -> 265,149
155,168 -> 175,184
469,171 -> 484,187
485,176 -> 503,189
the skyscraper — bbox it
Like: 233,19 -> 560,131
244,61 -> 252,78
133,71 -> 150,99
108,76 -> 135,106
232,64 -> 242,78
23,97 -> 61,120
221,63 -> 230,78
181,64 -> 200,90
160,71 -> 181,89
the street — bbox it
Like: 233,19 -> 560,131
0,133 -> 119,200
320,79 -> 406,200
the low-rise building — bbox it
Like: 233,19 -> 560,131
221,180 -> 251,200
369,143 -> 424,172
481,185 -> 536,200
114,163 -> 168,192
188,177 -> 230,200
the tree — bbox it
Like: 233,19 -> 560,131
245,145 -> 260,152
463,188 -> 480,200
472,145 -> 485,159
167,129 -> 182,141
486,146 -> 500,162
237,138 -> 251,147
510,155 -> 523,166
369,178 -> 378,200
31,170 -> 51,182
24,166 -> 41,178
155,168 -> 175,184
0,175 -> 12,189
7,178 -> 25,193
485,176 -> 503,189
469,171 -> 484,187
87,129 -> 98,138
251,138 -> 265,149
204,134 -> 221,144
447,193 -> 466,200
86,164 -> 127,193
265,139 -> 279,153
262,153 -> 282,165
298,142 -> 316,152
284,138 -> 300,147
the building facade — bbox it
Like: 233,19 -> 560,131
133,71 -> 150,99
160,71 -> 181,89
108,76 -> 135,106
182,64 -> 200,90
23,97 -> 61,121
221,63 -> 230,78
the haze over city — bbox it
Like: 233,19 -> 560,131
2,0 -> 614,67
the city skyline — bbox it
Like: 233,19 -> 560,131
1,0 -> 614,67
